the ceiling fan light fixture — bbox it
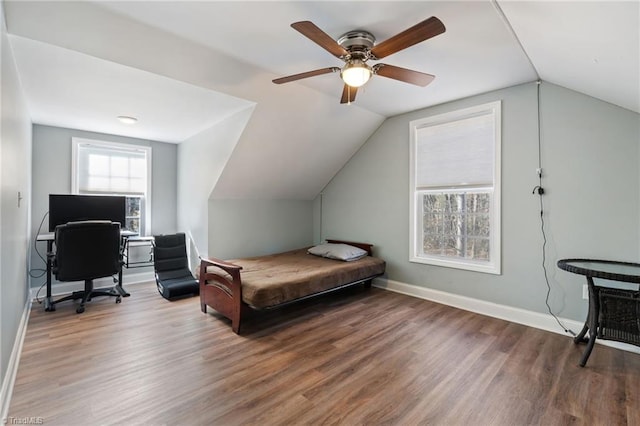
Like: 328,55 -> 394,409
341,60 -> 372,88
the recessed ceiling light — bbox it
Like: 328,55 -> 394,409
117,115 -> 138,125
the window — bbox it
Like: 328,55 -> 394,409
72,138 -> 151,235
409,101 -> 501,274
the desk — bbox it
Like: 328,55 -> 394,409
37,231 -> 135,311
557,259 -> 640,367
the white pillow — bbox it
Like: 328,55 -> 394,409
308,243 -> 368,262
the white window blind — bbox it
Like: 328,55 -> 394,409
415,113 -> 495,189
72,138 -> 152,235
77,144 -> 147,196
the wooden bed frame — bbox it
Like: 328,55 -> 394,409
198,240 -> 380,333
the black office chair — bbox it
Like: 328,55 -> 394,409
153,233 -> 198,300
49,220 -> 123,313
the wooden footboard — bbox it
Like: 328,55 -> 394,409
199,257 -> 245,333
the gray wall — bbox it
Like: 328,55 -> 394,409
177,106 -> 314,261
318,81 -> 640,322
30,125 -> 178,288
176,106 -> 254,259
208,199 -> 313,259
1,3 -> 32,402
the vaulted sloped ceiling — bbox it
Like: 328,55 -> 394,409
4,1 -> 639,200
5,1 -> 385,200
498,1 -> 639,114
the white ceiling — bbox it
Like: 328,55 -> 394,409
6,1 -> 639,140
3,0 -> 639,199
8,35 -> 253,143
91,0 -> 539,117
498,1 -> 640,114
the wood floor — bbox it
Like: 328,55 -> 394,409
8,282 -> 640,425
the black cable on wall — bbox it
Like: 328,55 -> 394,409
533,81 -> 575,336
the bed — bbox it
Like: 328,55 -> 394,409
198,240 -> 386,333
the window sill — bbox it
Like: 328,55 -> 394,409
410,255 -> 501,275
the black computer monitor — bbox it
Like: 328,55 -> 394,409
48,194 -> 126,232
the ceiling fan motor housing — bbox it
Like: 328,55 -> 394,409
337,30 -> 376,58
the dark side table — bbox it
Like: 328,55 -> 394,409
557,259 -> 640,367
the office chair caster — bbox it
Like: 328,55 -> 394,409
115,296 -> 122,304
76,306 -> 85,314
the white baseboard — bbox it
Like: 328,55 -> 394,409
373,277 -> 640,355
0,296 -> 32,422
33,271 -> 154,300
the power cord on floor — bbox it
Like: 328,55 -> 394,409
34,281 -> 47,305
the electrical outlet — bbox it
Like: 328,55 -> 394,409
583,284 -> 588,300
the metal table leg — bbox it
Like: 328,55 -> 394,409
114,268 -> 130,297
577,276 -> 599,367
44,240 -> 55,311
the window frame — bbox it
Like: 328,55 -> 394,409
71,138 -> 152,236
409,101 -> 501,275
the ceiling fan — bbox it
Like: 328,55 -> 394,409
272,17 -> 446,104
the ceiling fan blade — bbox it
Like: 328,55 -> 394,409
291,21 -> 348,58
273,67 -> 340,84
370,17 -> 445,60
340,84 -> 358,104
373,64 -> 435,87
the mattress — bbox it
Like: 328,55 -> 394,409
223,247 -> 386,309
